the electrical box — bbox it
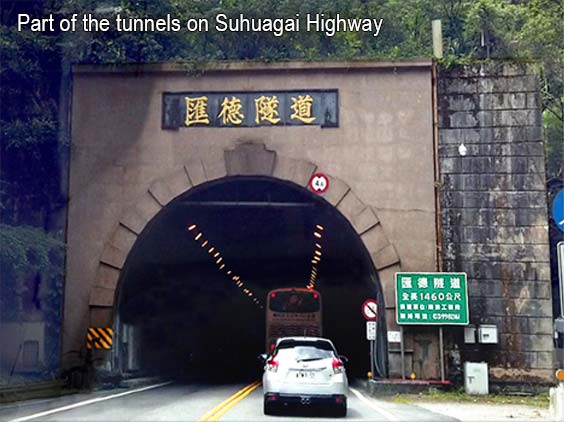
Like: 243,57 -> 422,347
478,325 -> 498,344
464,362 -> 489,395
464,326 -> 476,343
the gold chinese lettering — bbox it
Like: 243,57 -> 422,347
290,95 -> 315,124
185,96 -> 210,127
218,96 -> 245,125
254,95 -> 280,125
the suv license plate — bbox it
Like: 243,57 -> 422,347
296,371 -> 315,379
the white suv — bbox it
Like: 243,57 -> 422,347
260,337 -> 348,417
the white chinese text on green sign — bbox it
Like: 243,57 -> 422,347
395,272 -> 469,325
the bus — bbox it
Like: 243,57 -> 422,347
265,287 -> 322,353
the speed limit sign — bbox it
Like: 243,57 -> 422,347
309,173 -> 330,194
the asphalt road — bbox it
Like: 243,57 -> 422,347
0,381 -> 457,421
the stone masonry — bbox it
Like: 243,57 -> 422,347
438,63 -> 554,384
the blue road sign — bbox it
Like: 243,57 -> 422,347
553,190 -> 564,233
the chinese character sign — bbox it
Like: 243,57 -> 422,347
162,90 -> 338,129
395,272 -> 469,325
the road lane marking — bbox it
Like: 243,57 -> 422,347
349,387 -> 399,421
8,381 -> 172,422
199,381 -> 261,421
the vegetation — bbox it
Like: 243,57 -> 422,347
391,387 -> 550,407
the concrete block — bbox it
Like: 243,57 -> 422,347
184,160 -> 206,186
202,155 -> 227,181
448,111 -> 479,128
148,168 -> 192,206
479,93 -> 527,110
526,93 -> 540,109
361,223 -> 390,255
120,207 -> 147,235
272,155 -> 317,187
149,178 -> 175,206
439,128 -> 481,144
89,286 -> 116,307
89,306 -> 113,327
336,190 -> 365,223
438,78 -> 478,94
100,244 -> 128,269
489,367 -> 552,383
378,263 -> 401,308
478,76 -> 539,94
351,206 -> 380,235
499,333 -> 554,352
225,143 -> 276,176
317,174 -> 350,206
371,244 -> 400,270
94,263 -> 121,290
109,224 -> 138,253
120,193 -> 162,235
440,94 -> 477,112
165,167 -> 193,197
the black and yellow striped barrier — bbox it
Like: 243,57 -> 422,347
86,327 -> 113,350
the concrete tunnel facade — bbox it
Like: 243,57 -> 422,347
64,60 -> 445,379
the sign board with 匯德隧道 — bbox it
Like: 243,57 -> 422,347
395,272 -> 469,325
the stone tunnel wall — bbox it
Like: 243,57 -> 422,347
438,63 -> 554,384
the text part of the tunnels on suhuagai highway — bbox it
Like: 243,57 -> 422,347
115,176 -> 388,381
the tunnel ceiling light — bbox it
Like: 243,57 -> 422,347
314,250 -> 322,257
313,232 -> 322,238
316,225 -> 324,231
311,260 -> 318,264
189,221 -> 262,309
315,243 -> 322,249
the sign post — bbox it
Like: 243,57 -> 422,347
362,299 -> 378,378
559,242 -> 564,318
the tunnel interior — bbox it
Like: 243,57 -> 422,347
117,176 -> 387,381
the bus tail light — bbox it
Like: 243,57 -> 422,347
332,358 -> 344,374
266,357 -> 279,372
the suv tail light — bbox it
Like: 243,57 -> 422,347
266,357 -> 279,372
332,357 -> 344,374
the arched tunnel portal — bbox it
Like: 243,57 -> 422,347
115,176 -> 388,381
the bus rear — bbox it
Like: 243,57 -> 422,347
265,288 -> 322,353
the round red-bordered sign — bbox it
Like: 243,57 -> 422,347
309,173 -> 330,194
362,299 -> 379,321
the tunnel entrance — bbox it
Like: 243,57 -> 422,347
116,176 -> 387,381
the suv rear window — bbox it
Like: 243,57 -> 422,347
276,346 -> 334,361
276,339 -> 335,352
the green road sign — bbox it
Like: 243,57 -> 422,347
395,272 -> 469,325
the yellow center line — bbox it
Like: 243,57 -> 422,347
199,381 -> 261,422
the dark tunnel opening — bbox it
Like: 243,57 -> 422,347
116,176 -> 387,382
